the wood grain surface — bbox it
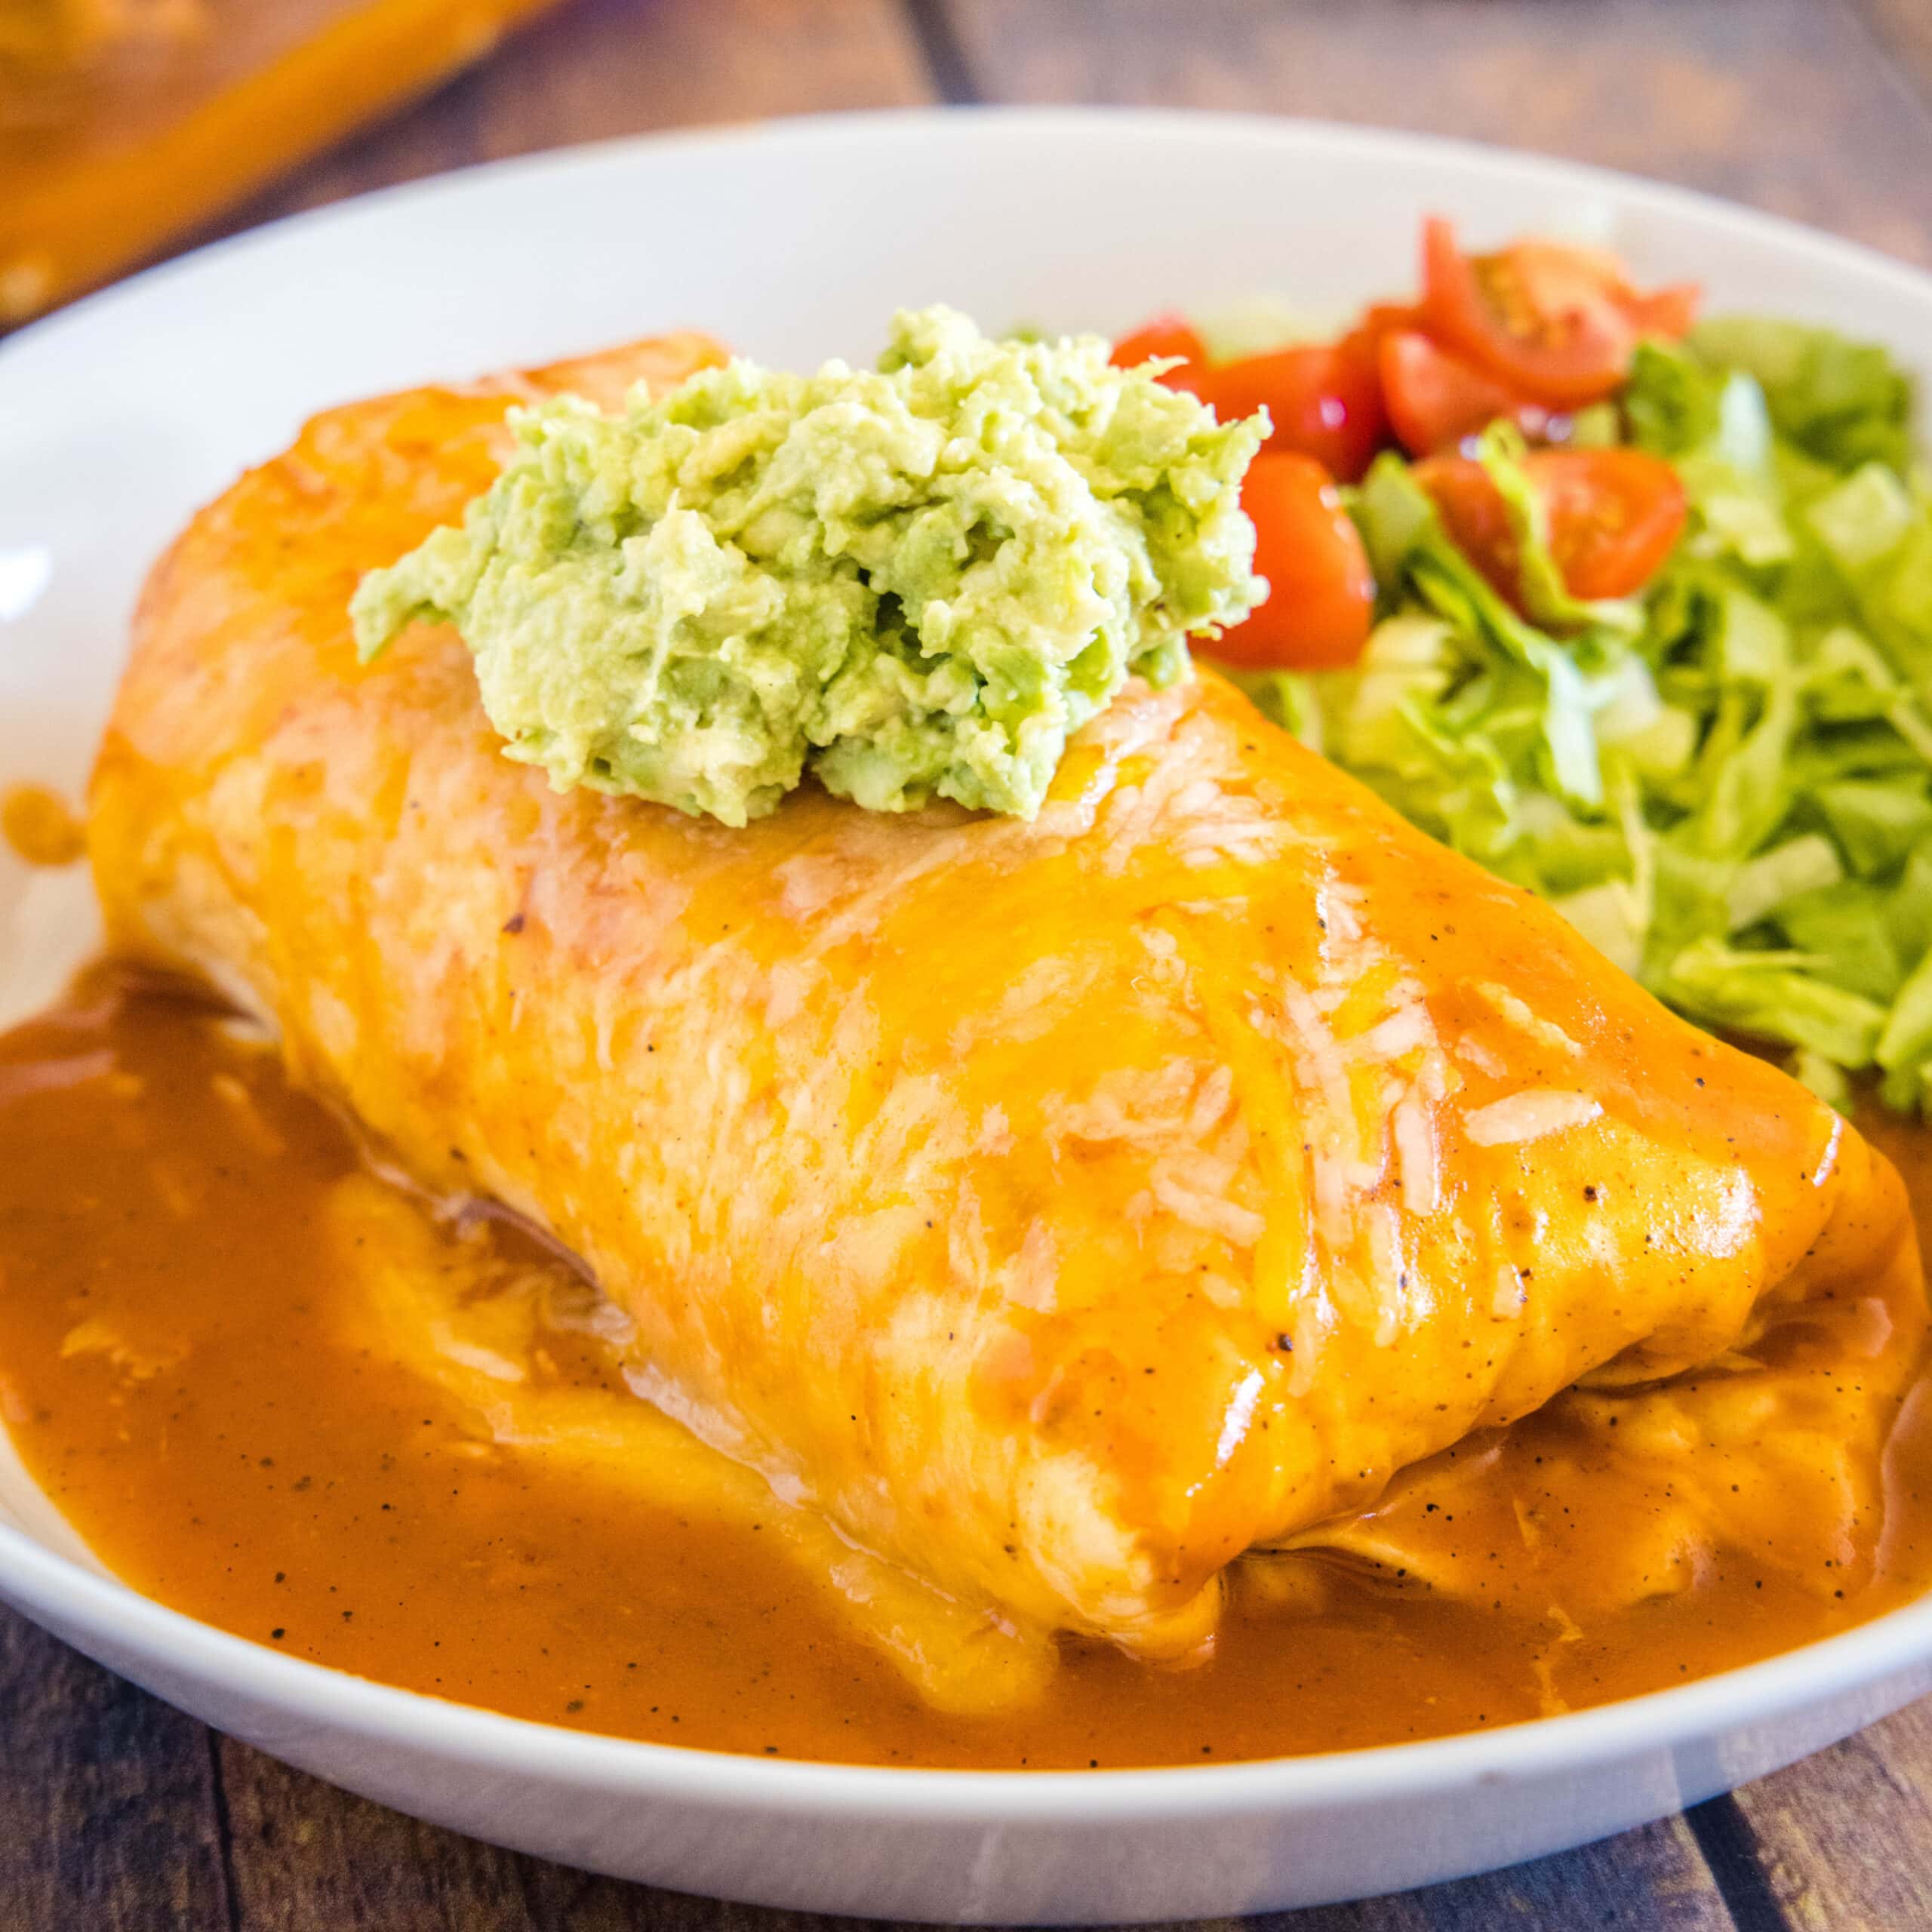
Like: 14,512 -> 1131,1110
8,1 -> 1932,1925
940,0 -> 1932,264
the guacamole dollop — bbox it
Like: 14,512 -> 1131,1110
352,307 -> 1265,825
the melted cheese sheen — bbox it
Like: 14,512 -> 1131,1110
86,337 -> 1920,1667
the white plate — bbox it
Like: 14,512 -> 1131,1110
5,106 -> 1932,1924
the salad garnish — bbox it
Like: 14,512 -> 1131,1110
1115,219 -> 1932,1113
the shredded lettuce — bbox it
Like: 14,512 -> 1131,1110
1226,318 -> 1932,1113
1689,318 -> 1915,472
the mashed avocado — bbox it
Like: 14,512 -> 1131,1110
352,307 -> 1264,826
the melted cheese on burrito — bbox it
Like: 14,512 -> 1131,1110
87,337 -> 1918,1663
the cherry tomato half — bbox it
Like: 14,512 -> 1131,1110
1110,315 -> 1210,395
1356,300 -> 1429,342
1420,216 -> 1635,409
1411,455 -> 1526,605
1214,451 -> 1377,671
1617,282 -> 1702,340
1200,334 -> 1388,481
1531,448 -> 1690,601
1379,330 -> 1549,457
1415,448 -> 1688,608
1499,237 -> 1701,343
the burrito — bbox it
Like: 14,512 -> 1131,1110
88,334 -> 1915,1672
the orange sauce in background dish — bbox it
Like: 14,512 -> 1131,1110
2,966 -> 1930,1770
0,0 -> 565,324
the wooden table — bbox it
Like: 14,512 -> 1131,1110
9,2 -> 1932,1925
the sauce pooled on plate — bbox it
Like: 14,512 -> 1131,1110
0,966 -> 1927,1768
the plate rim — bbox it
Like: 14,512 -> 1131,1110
8,103 -> 1932,376
6,101 -> 1932,1824
8,1494 -> 1932,1817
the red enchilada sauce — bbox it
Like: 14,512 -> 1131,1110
0,966 -> 1929,1768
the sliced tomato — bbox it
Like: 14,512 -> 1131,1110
1415,448 -> 1687,607
1356,300 -> 1429,342
1110,315 -> 1209,395
1530,449 -> 1689,600
1412,456 -> 1525,605
1379,330 -> 1548,457
1215,452 -> 1376,671
1500,236 -> 1701,343
1200,336 -> 1387,481
1420,216 -> 1634,408
1616,281 -> 1702,340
